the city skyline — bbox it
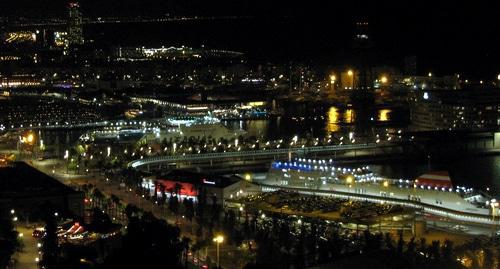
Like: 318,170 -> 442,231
1,1 -> 499,78
0,1 -> 499,269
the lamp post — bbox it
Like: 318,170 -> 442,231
347,70 -> 354,88
346,175 -> 354,198
213,235 -> 224,268
380,76 -> 388,84
490,199 -> 499,222
488,199 -> 499,236
64,150 -> 69,174
330,74 -> 336,93
289,135 -> 298,162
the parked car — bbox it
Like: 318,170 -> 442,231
32,228 -> 46,238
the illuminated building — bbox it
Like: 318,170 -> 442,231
0,97 -> 102,128
68,2 -> 84,45
54,31 -> 69,47
410,88 -> 500,131
143,170 -> 242,206
114,46 -> 243,61
0,75 -> 42,88
4,31 -> 36,43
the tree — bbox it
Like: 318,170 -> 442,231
110,194 -> 121,219
90,207 -> 113,233
0,209 -> 21,268
384,233 -> 394,252
169,193 -> 180,215
396,231 -> 404,255
41,209 -> 59,269
428,240 -> 441,261
181,236 -> 191,268
102,209 -> 183,268
441,239 -> 454,262
92,188 -> 105,208
184,198 -> 195,222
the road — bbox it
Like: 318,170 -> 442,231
13,226 -> 40,269
29,157 -> 248,269
129,142 -> 399,169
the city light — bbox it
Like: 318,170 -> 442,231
213,235 -> 224,268
26,133 -> 34,143
1,4 -> 499,268
213,235 -> 224,243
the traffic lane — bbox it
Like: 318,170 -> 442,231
15,225 -> 40,269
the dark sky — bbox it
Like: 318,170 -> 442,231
1,1 -> 499,78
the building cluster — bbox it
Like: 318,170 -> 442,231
0,96 -> 104,128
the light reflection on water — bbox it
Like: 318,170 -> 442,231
378,109 -> 391,122
229,106 -> 395,139
326,107 -> 340,133
325,106 -> 391,134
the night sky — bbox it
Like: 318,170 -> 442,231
1,1 -> 499,78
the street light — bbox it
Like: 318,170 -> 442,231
490,199 -> 499,222
380,76 -> 388,84
26,133 -> 34,144
213,235 -> 224,268
346,175 -> 354,184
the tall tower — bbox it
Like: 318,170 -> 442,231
352,19 -> 372,90
68,2 -> 84,46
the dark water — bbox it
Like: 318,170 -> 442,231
224,104 -> 407,140
36,104 -> 500,194
84,18 -> 356,64
223,104 -> 500,193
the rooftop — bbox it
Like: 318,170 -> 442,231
155,169 -> 240,188
0,162 -> 78,198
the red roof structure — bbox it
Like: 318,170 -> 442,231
414,171 -> 453,188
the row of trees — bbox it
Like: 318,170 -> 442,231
242,213 -> 465,269
100,204 -> 188,268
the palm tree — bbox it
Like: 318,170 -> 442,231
181,236 -> 192,268
0,209 -> 21,268
92,188 -> 105,208
174,183 -> 183,198
110,194 -> 121,220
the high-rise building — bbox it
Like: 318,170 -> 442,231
67,2 -> 83,46
352,19 -> 373,91
404,55 -> 417,76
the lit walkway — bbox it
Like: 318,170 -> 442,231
257,179 -> 498,226
129,142 -> 392,168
